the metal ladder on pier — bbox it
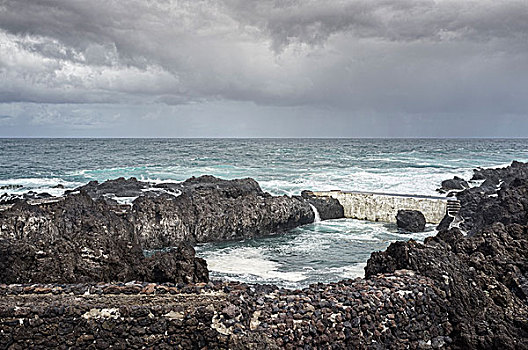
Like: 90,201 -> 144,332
446,199 -> 461,217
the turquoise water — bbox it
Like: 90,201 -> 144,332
1,138 -> 528,288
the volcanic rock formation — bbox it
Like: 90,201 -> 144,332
437,176 -> 469,194
366,161 -> 528,348
0,175 -> 314,284
2,164 -> 528,348
396,209 -> 426,232
0,191 -> 208,284
129,176 -> 314,249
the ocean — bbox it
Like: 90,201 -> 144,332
1,138 -> 527,288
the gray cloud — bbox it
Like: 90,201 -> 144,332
0,0 -> 527,130
225,0 -> 528,50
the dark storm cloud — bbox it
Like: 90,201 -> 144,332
0,0 -> 527,126
225,0 -> 528,50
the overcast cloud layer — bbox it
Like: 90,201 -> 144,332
1,0 -> 527,137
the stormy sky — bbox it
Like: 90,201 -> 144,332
0,0 -> 527,137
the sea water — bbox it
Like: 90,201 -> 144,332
1,138 -> 527,288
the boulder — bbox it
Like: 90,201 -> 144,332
396,209 -> 426,232
437,176 -> 469,193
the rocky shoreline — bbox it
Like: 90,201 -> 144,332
1,162 -> 528,348
0,176 -> 333,284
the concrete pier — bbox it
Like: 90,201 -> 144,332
312,190 -> 458,224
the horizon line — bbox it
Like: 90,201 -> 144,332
1,136 -> 528,140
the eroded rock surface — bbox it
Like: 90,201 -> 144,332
131,176 -> 314,248
0,175 -> 314,283
366,161 -> 528,349
2,165 -> 528,348
396,209 -> 426,232
0,272 -> 450,350
0,191 -> 208,284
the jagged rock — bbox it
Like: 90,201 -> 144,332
75,177 -> 149,201
0,191 -> 53,205
0,175 -> 315,282
0,191 -> 208,284
0,192 -> 20,205
396,209 -> 426,232
437,176 -> 469,193
70,176 -> 314,248
141,243 -> 209,284
443,161 -> 528,235
131,176 -> 314,248
299,190 -> 345,220
4,164 -> 528,348
367,161 -> 528,349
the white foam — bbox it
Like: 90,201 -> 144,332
258,178 -> 338,196
0,177 -> 83,196
143,187 -> 182,197
200,247 -> 306,282
140,177 -> 182,185
257,169 -> 459,197
448,215 -> 465,232
275,234 -> 324,254
469,179 -> 485,187
103,195 -> 138,205
326,263 -> 366,279
312,219 -> 391,242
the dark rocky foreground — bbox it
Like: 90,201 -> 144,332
367,161 -> 528,348
1,271 -> 448,349
1,163 -> 528,348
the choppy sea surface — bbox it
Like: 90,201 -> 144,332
1,138 -> 527,288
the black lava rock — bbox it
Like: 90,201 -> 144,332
0,175 -> 315,283
437,176 -> 469,193
0,191 -> 208,284
368,161 -> 528,349
396,209 -> 426,232
131,176 -> 314,248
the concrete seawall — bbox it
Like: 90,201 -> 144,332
312,190 -> 456,224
